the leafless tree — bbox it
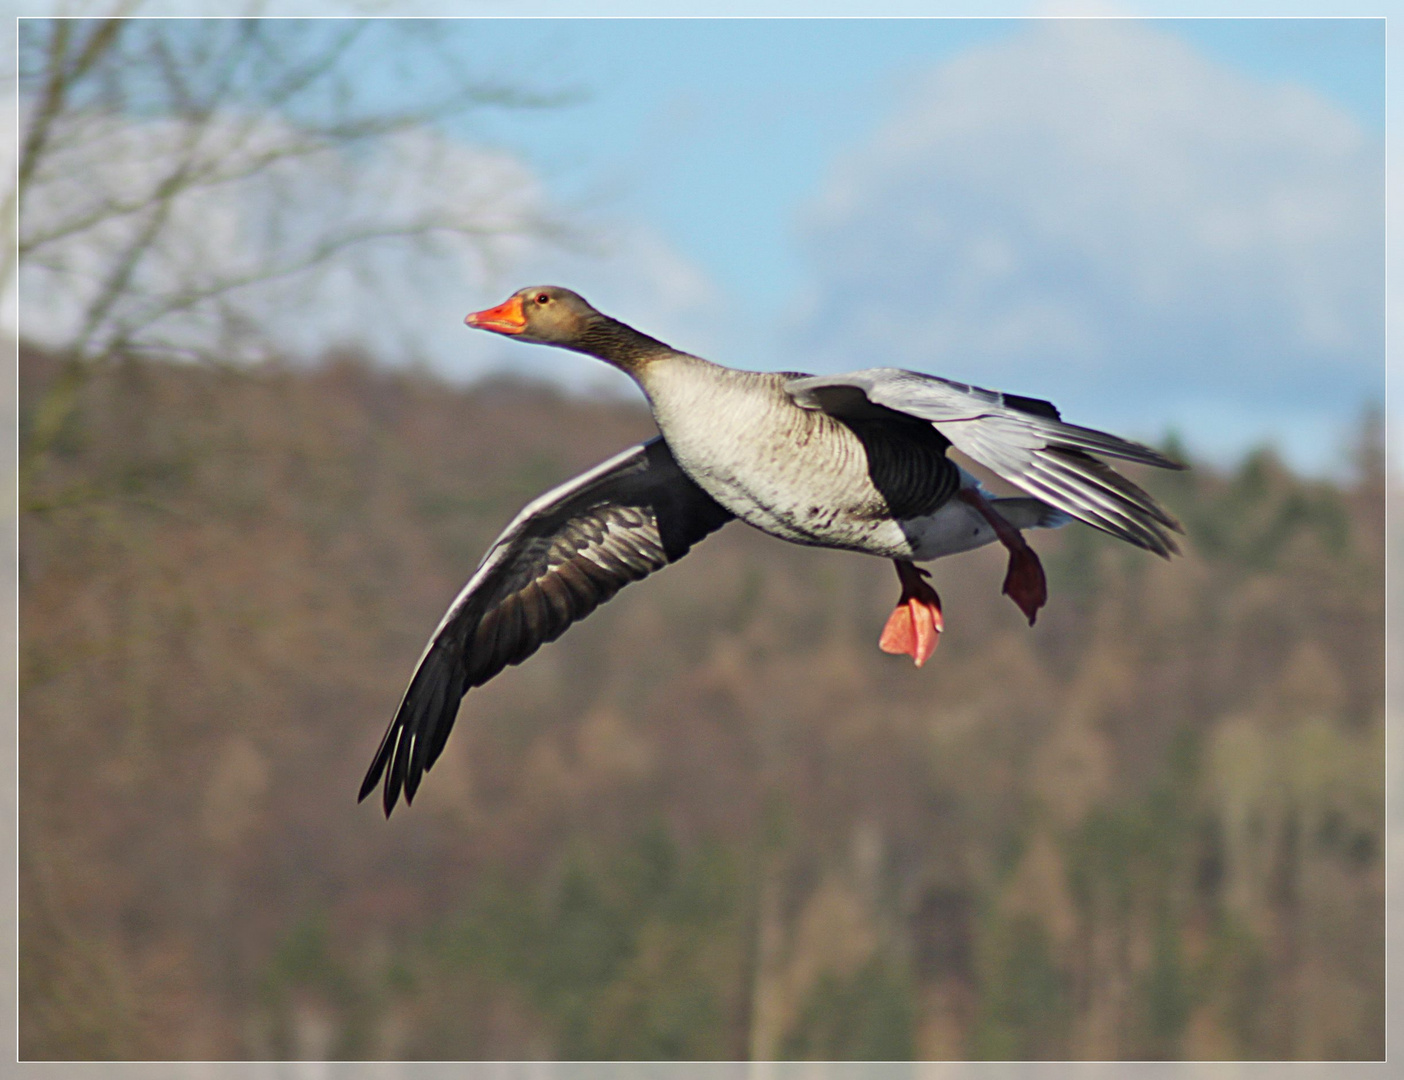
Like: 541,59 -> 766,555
15,14 -> 575,501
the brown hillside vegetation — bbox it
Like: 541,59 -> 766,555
18,347 -> 1384,1060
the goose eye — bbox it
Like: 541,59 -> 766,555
535,293 -> 550,305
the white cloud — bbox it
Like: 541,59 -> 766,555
16,101 -> 721,398
17,108 -> 543,354
792,20 -> 1382,472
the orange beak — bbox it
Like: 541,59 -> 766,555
465,296 -> 527,334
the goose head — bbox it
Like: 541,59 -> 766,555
465,286 -> 599,347
465,286 -> 673,373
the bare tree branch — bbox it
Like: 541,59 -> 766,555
17,19 -> 126,198
110,214 -> 575,350
17,17 -> 579,501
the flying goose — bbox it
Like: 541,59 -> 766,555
361,286 -> 1183,814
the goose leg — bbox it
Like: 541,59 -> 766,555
879,560 -> 943,667
957,488 -> 1047,625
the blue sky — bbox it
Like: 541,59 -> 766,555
15,13 -> 1387,474
355,17 -> 1381,475
412,17 -> 1384,308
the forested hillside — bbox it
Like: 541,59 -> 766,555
19,347 -> 1385,1060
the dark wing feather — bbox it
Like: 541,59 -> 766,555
361,437 -> 732,815
786,368 -> 1185,557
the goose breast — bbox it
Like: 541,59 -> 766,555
640,360 -> 959,557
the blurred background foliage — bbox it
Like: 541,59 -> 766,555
17,345 -> 1384,1060
14,13 -> 1384,1065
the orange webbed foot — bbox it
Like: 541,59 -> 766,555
879,561 -> 943,667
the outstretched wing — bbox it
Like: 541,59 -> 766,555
786,368 -> 1184,556
361,437 -> 733,816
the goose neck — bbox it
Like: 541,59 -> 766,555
573,316 -> 676,373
